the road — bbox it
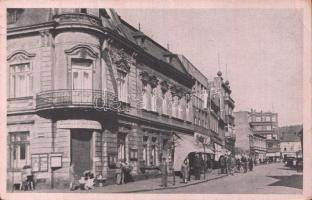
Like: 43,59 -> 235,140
146,162 -> 303,194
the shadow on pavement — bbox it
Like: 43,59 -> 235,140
267,175 -> 303,189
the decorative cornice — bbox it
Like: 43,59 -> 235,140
7,50 -> 36,61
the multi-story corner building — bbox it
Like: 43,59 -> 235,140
7,8 -> 198,188
248,109 -> 279,161
278,125 -> 303,159
234,111 -> 266,160
208,71 -> 235,157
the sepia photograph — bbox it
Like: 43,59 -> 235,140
1,0 -> 311,199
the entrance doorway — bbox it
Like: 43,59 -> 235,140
71,129 -> 92,177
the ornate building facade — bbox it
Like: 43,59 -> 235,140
6,8 -> 236,189
7,8 -> 196,188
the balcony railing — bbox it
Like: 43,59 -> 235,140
36,89 -> 118,111
53,13 -> 102,26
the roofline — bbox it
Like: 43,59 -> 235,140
178,54 -> 209,86
119,17 -> 171,53
8,19 -> 195,88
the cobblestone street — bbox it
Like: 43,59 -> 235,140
147,163 -> 303,194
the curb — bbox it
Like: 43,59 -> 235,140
116,174 -> 228,193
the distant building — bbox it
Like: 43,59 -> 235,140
234,111 -> 252,154
249,133 -> 266,161
209,71 -> 235,156
249,109 -> 280,161
278,125 -> 303,159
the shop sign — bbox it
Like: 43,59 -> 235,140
50,153 -> 62,168
194,132 -> 210,145
57,120 -> 102,130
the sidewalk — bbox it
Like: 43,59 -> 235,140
31,169 -> 226,193
92,169 -> 226,193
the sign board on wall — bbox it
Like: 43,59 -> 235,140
31,154 -> 48,172
50,153 -> 62,168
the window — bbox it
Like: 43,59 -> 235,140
117,70 -> 128,103
266,134 -> 272,139
81,8 -> 87,13
117,133 -> 126,161
7,9 -> 24,24
9,63 -> 32,98
142,136 -> 148,166
151,88 -> 157,112
266,116 -> 271,122
266,126 -> 272,131
150,137 -> 158,166
256,117 -> 261,122
108,154 -> 117,168
129,149 -> 138,161
272,116 -> 276,122
142,85 -> 151,110
9,132 -> 30,169
71,58 -> 92,90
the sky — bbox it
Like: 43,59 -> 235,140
116,9 -> 303,126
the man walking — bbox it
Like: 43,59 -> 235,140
241,155 -> 248,173
193,154 -> 201,180
160,157 -> 168,187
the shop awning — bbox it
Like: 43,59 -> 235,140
173,134 -> 214,171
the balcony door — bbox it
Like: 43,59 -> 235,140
71,59 -> 93,104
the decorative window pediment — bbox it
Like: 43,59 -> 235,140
149,76 -> 159,88
65,44 -> 98,59
7,50 -> 36,63
110,48 -> 135,74
140,71 -> 150,86
160,80 -> 169,94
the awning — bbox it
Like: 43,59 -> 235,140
173,134 -> 214,171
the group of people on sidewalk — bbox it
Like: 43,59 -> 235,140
219,154 -> 254,175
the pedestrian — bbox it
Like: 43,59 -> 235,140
248,157 -> 254,171
231,156 -> 236,175
181,158 -> 190,183
241,155 -> 248,173
219,155 -> 226,174
193,154 -> 201,180
226,155 -> 234,176
116,159 -> 124,185
236,158 -> 241,173
85,173 -> 95,190
160,157 -> 168,187
69,163 -> 76,191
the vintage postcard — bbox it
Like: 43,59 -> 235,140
0,0 -> 311,200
